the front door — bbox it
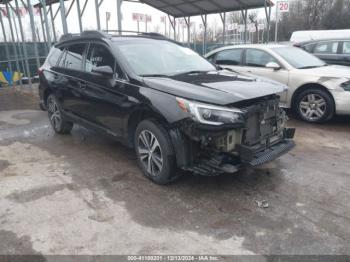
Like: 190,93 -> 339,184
79,43 -> 128,137
241,48 -> 289,103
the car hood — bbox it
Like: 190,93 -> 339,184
143,71 -> 287,106
298,65 -> 350,78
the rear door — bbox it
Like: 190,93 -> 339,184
313,41 -> 342,65
79,42 -> 127,136
40,46 -> 65,103
340,41 -> 350,67
57,43 -> 88,118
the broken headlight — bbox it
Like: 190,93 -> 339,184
176,97 -> 245,126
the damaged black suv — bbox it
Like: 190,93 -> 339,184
39,31 -> 295,184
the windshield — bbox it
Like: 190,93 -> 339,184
115,39 -> 216,76
273,46 -> 327,69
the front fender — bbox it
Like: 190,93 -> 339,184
139,87 -> 190,125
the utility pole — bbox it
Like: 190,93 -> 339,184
275,2 -> 279,43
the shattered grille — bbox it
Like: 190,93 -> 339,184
241,97 -> 282,147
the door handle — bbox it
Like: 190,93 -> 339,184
78,82 -> 87,89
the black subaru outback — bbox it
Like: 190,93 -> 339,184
39,31 -> 295,184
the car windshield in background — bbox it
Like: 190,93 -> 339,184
116,40 -> 215,76
273,46 -> 327,69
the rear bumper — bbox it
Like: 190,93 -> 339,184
238,128 -> 296,167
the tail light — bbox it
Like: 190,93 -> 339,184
293,43 -> 301,47
37,68 -> 43,75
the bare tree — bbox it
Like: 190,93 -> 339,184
303,0 -> 330,29
248,12 -> 258,43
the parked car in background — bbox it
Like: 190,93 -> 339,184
290,30 -> 350,43
294,39 -> 350,67
206,45 -> 350,123
39,31 -> 295,184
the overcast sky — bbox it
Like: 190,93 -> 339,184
0,0 -> 279,42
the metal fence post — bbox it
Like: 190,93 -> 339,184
220,12 -> 226,45
26,0 -> 41,68
59,0 -> 68,34
40,0 -> 52,48
76,0 -> 83,32
0,8 -> 13,76
95,0 -> 100,30
39,8 -> 48,53
14,0 -> 32,87
49,6 -> 57,42
5,2 -> 23,88
116,0 -> 122,34
201,14 -> 207,55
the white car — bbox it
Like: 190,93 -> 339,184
206,44 -> 350,123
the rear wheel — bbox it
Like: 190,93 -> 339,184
295,88 -> 334,123
47,94 -> 73,134
134,120 -> 178,185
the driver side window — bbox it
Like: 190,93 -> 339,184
85,44 -> 116,73
245,49 -> 278,68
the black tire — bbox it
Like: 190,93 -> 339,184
134,119 -> 178,185
295,88 -> 334,123
47,94 -> 73,134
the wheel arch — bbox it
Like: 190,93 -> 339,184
291,83 -> 336,111
126,107 -> 170,148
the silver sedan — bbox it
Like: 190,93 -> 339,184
206,45 -> 350,123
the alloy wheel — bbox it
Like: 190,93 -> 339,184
48,97 -> 62,130
138,130 -> 163,177
299,93 -> 327,121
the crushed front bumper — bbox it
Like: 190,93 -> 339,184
172,127 -> 296,176
238,139 -> 295,167
237,128 -> 296,167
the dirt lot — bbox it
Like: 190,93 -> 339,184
0,87 -> 349,257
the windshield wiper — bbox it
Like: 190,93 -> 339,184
140,74 -> 170,77
172,70 -> 209,76
299,64 -> 327,69
220,67 -> 239,74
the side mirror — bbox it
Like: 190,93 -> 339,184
266,62 -> 281,70
92,66 -> 114,76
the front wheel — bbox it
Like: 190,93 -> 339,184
134,120 -> 178,185
47,94 -> 73,134
295,88 -> 334,123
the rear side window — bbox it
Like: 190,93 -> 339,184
245,49 -> 278,67
64,43 -> 86,71
215,49 -> 243,65
47,47 -> 64,66
343,42 -> 350,54
314,41 -> 338,54
85,44 -> 115,72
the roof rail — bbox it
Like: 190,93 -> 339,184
103,30 -> 168,39
140,32 -> 167,38
59,30 -> 110,42
58,30 -> 173,43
